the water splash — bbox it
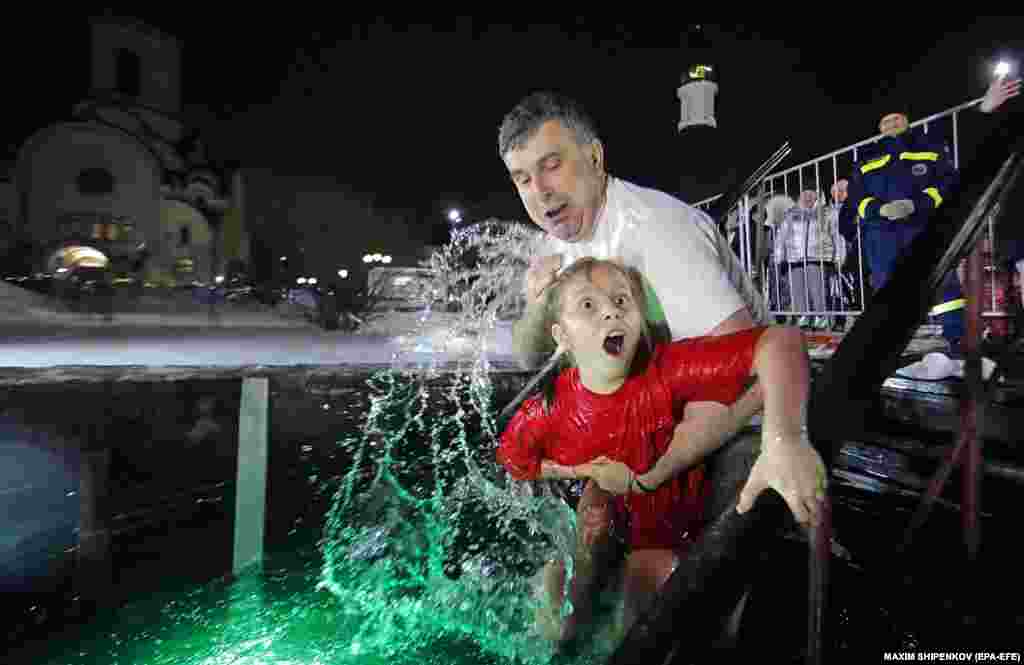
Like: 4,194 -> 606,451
32,220 -> 615,665
316,220 -> 616,663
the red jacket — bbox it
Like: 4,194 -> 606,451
497,327 -> 765,550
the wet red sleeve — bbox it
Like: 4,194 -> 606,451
660,327 -> 768,406
496,396 -> 551,481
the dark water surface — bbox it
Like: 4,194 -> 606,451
2,369 -> 1021,664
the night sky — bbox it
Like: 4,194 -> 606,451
5,17 -> 1023,263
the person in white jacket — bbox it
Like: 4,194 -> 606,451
771,190 -> 841,329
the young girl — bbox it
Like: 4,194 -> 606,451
496,257 -> 819,642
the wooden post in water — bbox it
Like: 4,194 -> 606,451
78,447 -> 112,603
233,377 -> 269,575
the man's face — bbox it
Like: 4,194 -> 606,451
879,113 -> 909,137
551,263 -> 645,388
832,179 -> 849,204
799,190 -> 818,209
503,120 -> 607,243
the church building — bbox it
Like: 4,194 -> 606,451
11,14 -> 248,286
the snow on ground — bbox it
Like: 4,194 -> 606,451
1,283 -> 519,370
2,281 -> 311,329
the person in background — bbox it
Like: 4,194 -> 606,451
773,190 -> 836,330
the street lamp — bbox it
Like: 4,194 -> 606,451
362,253 -> 392,266
448,209 -> 462,224
338,269 -> 349,279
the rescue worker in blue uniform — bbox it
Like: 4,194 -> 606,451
839,107 -> 965,349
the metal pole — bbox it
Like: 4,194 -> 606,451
897,429 -> 967,554
962,243 -> 985,561
806,496 -> 831,665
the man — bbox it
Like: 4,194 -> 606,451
826,179 -> 858,330
497,91 -> 826,642
839,105 -> 966,350
839,77 -> 1021,354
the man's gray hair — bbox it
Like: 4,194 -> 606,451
498,91 -> 601,159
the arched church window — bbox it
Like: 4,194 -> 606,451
76,167 -> 115,195
116,48 -> 141,98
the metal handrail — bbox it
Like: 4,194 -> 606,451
691,95 -> 1014,334
694,97 -> 985,208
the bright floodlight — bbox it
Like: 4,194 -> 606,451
448,209 -> 462,223
280,256 -> 287,261
382,255 -> 392,264
309,277 -> 318,285
363,254 -> 372,263
995,61 -> 1011,78
372,253 -> 382,262
297,277 -> 307,285
338,269 -> 349,278
215,275 -> 225,284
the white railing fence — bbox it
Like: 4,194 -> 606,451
695,97 -> 1015,335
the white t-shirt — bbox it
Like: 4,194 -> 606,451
542,176 -> 769,341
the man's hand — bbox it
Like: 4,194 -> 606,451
575,456 -> 634,496
525,254 -> 563,303
737,430 -> 827,528
879,199 -> 915,220
980,77 -> 1021,114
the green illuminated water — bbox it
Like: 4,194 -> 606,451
37,221 -> 621,664
314,221 -> 605,663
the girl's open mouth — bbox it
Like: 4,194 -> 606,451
603,333 -> 625,356
545,203 -> 568,220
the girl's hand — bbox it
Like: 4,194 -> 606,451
575,456 -> 635,496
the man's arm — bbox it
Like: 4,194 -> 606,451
512,254 -> 562,369
844,158 -> 884,230
637,381 -> 763,489
751,326 -> 809,436
738,326 -> 825,527
512,298 -> 556,369
909,139 -> 959,218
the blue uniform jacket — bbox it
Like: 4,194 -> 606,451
838,129 -> 959,242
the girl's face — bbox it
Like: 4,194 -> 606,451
551,263 -> 646,392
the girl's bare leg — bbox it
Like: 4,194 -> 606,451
536,481 -> 617,644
